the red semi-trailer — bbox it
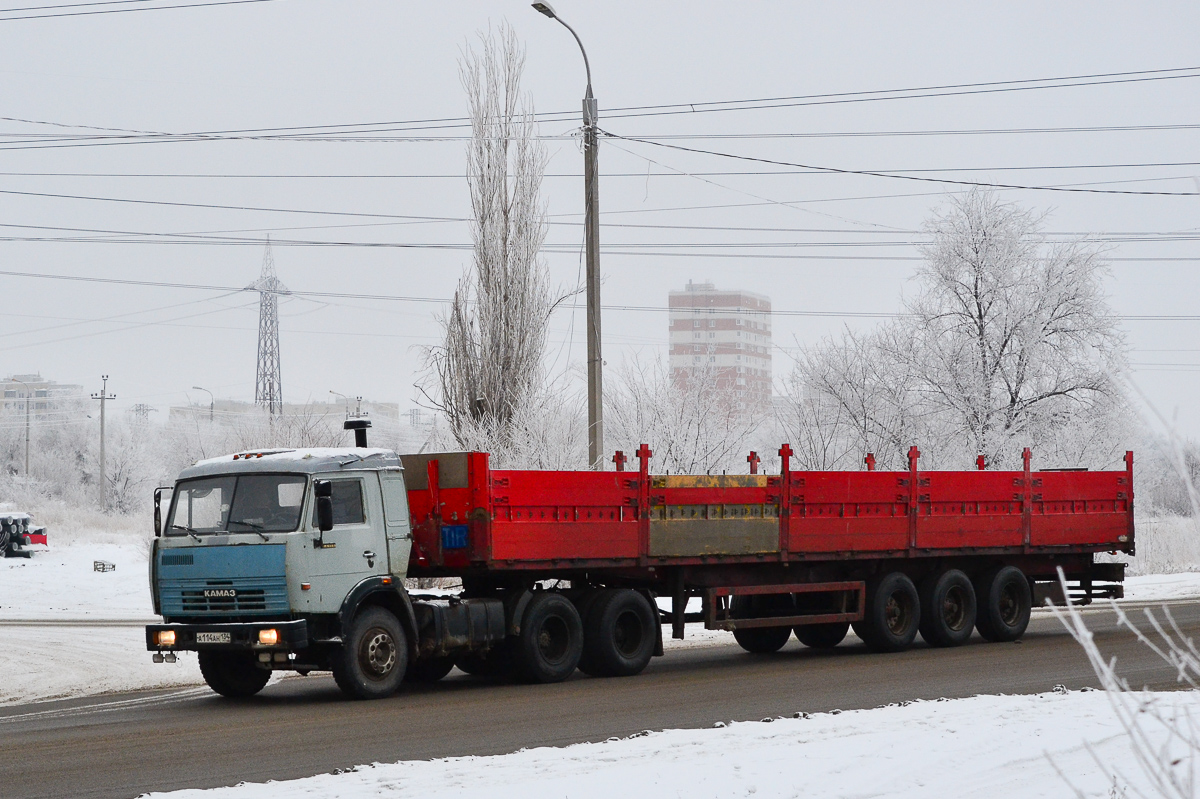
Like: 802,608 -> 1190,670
147,430 -> 1132,700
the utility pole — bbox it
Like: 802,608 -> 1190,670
91,375 -> 116,510
532,2 -> 604,469
12,378 -> 30,476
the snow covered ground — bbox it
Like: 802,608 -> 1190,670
5,538 -> 1200,705
145,688 -> 1193,799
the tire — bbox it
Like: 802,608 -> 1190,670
852,572 -> 921,653
332,606 -> 409,699
513,592 -> 584,683
975,565 -> 1032,642
198,651 -> 270,698
731,594 -> 794,654
578,589 -> 657,678
0,524 -> 10,557
918,569 -> 977,648
454,646 -> 512,679
405,655 -> 455,683
794,622 -> 850,649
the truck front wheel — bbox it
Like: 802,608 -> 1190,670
514,592 -> 583,683
198,651 -> 270,698
333,606 -> 409,699
578,589 -> 656,678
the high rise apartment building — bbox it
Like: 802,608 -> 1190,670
668,281 -> 772,405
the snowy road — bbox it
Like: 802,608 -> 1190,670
4,600 -> 1200,799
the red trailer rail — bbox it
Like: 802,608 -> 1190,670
402,445 -> 1133,574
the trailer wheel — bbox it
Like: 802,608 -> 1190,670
731,595 -> 794,654
405,655 -> 455,683
514,592 -> 583,683
198,651 -> 270,698
332,606 -> 409,699
579,589 -> 657,678
852,572 -> 920,653
974,566 -> 1032,642
918,569 -> 977,648
0,524 -> 10,557
794,622 -> 850,649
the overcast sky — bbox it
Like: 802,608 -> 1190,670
1,1 -> 1197,440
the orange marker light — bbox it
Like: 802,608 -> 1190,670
157,630 -> 176,647
258,628 -> 279,646
300,582 -> 311,591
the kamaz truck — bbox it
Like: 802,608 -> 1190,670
147,421 -> 1132,700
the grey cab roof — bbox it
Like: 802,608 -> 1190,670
177,447 -> 403,481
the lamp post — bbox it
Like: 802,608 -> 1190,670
191,385 -> 213,422
330,390 -> 364,420
12,378 -> 30,476
532,2 -> 604,469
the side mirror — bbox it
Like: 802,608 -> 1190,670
153,486 -> 171,538
314,480 -> 334,533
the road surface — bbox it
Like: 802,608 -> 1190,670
2,602 -> 1196,799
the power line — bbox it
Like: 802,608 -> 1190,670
603,132 -> 1200,197
3,269 -> 1200,321
0,0 -> 283,22
1,65 -> 1197,142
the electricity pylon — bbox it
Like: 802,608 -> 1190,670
249,240 -> 288,415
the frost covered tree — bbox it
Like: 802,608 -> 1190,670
607,357 -> 763,474
784,189 -> 1128,470
423,23 -> 558,453
906,188 -> 1125,467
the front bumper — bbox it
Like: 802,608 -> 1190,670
145,619 -> 309,651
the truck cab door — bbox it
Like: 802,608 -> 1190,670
379,470 -> 412,579
302,474 -> 387,611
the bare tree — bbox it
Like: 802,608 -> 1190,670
423,23 -> 556,451
908,188 -> 1125,467
782,190 -> 1128,471
607,356 -> 763,474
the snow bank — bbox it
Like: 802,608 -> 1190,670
0,542 -> 154,620
0,626 -> 203,705
146,689 -> 1196,799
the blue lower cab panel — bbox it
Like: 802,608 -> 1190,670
158,544 -> 288,617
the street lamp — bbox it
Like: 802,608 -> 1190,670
531,2 -> 604,469
330,390 -> 365,420
192,386 -> 213,422
11,378 -> 30,476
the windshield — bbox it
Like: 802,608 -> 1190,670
167,474 -> 307,535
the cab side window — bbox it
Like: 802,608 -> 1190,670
313,479 -> 365,527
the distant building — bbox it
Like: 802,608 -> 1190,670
668,281 -> 772,405
168,398 -> 399,425
1,373 -> 85,414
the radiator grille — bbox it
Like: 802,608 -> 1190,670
159,576 -> 287,617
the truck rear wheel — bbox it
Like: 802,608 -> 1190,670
794,622 -> 850,649
514,592 -> 583,683
731,594 -> 794,654
578,589 -> 657,678
852,572 -> 920,653
974,566 -> 1032,642
918,569 -> 977,647
198,651 -> 270,698
332,606 -> 409,700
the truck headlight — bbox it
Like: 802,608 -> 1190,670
156,630 -> 176,647
258,628 -> 279,646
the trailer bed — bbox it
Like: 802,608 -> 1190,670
402,446 -> 1133,574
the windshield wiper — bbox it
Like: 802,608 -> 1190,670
170,524 -> 202,542
228,519 -> 271,541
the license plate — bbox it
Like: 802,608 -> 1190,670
196,632 -> 231,644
